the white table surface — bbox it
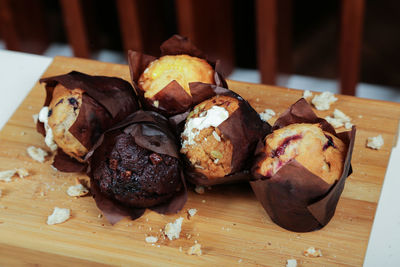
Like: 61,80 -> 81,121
0,50 -> 399,266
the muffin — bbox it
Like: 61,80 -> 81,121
38,71 -> 139,170
87,111 -> 186,222
45,84 -> 88,161
91,130 -> 182,208
250,98 -> 356,232
128,35 -> 226,116
181,95 -> 239,179
179,89 -> 271,185
139,54 -> 214,99
254,123 -> 347,185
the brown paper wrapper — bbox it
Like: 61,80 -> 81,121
175,84 -> 271,186
128,35 -> 227,117
37,71 -> 139,172
86,110 -> 187,224
250,98 -> 356,232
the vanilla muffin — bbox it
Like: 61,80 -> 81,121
46,84 -> 88,161
254,123 -> 346,184
180,95 -> 239,179
138,54 -> 215,98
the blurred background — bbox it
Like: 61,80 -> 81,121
0,0 -> 399,101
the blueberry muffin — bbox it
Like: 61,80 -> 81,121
139,54 -> 215,99
254,123 -> 346,184
47,84 -> 88,161
180,95 -> 240,179
38,71 -> 139,167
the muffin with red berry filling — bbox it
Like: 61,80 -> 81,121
254,123 -> 346,185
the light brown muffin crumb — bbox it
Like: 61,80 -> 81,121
187,243 -> 202,256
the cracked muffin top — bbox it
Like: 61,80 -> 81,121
254,123 -> 346,184
180,95 -> 239,179
138,54 -> 215,98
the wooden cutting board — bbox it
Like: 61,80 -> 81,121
1,56 -> 399,266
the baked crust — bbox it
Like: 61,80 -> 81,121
138,54 -> 214,98
255,123 -> 346,184
181,95 -> 239,179
47,84 -> 87,161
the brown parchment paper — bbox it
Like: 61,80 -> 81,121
128,35 -> 227,117
250,98 -> 356,232
86,110 -> 187,224
37,71 -> 139,172
175,83 -> 271,186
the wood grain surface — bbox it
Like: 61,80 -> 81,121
0,56 -> 399,266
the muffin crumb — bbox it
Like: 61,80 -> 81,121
27,146 -> 48,163
16,168 -> 29,178
303,247 -> 322,257
325,109 -> 352,129
367,135 -> 384,150
0,170 -> 16,182
145,236 -> 158,244
312,92 -> 337,110
187,243 -> 202,256
303,90 -> 313,99
194,185 -> 205,194
47,207 -> 70,225
187,208 -> 197,218
67,183 -> 89,197
259,109 -> 276,122
32,113 -> 39,124
164,217 -> 184,240
286,259 -> 297,267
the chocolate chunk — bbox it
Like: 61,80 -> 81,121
48,109 -> 52,117
150,153 -> 163,165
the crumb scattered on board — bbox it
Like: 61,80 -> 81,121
47,207 -> 70,225
187,243 -> 202,256
259,109 -> 276,122
367,135 -> 384,150
325,109 -> 353,129
164,217 -> 184,240
303,90 -> 313,99
187,208 -> 197,218
194,185 -> 205,194
0,168 -> 29,182
27,146 -> 48,163
67,183 -> 89,197
286,259 -> 297,267
32,114 -> 39,124
145,236 -> 158,244
303,247 -> 323,257
311,92 -> 337,110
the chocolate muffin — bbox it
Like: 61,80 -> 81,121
253,123 -> 346,184
88,110 -> 185,210
38,71 -> 139,170
139,54 -> 215,99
